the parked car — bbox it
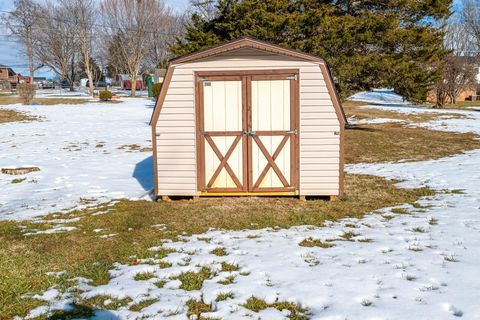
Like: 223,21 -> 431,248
60,80 -> 70,88
86,80 -> 108,88
42,81 -> 54,89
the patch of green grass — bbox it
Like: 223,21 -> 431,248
134,272 -> 155,281
412,203 -> 432,209
408,246 -> 423,252
450,189 -> 465,194
298,238 -> 335,248
83,295 -> 132,310
0,96 -> 92,106
339,231 -> 360,241
357,238 -> 373,243
186,298 -> 211,318
11,178 -> 27,184
443,254 -> 459,262
129,298 -> 158,312
428,217 -> 438,225
243,296 -> 269,312
154,280 -> 166,288
411,227 -> 426,233
221,262 -> 239,272
46,303 -> 96,319
0,174 -> 435,318
174,267 -> 212,291
218,275 -> 235,285
361,299 -> 373,307
243,297 -> 308,319
391,207 -> 409,214
0,108 -> 38,123
346,122 -> 480,164
159,261 -> 172,268
216,291 -> 234,302
210,247 -> 227,256
344,223 -> 359,228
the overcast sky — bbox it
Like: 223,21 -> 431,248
0,0 -> 461,79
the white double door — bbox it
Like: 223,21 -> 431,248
198,73 -> 298,193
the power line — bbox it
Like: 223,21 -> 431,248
0,9 -> 183,37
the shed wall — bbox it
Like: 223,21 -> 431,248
155,49 -> 341,196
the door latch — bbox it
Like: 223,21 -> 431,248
244,130 -> 256,136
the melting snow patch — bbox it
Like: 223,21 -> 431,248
23,225 -> 76,236
0,98 -> 154,221
348,89 -> 410,105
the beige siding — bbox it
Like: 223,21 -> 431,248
155,48 -> 340,196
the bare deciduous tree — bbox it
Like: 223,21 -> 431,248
3,0 -> 43,82
146,13 -> 185,69
445,55 -> 477,105
434,55 -> 477,107
100,0 -> 168,96
190,0 -> 217,20
35,1 -> 80,90
63,0 -> 98,96
462,0 -> 480,53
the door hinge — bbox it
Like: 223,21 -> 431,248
287,75 -> 297,81
286,129 -> 297,135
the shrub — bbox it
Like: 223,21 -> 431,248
152,82 -> 162,99
99,90 -> 113,101
17,83 -> 36,105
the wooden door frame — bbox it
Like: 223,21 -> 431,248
195,69 -> 299,194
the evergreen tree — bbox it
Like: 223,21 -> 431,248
171,0 -> 452,101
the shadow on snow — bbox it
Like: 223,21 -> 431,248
133,155 -> 154,193
47,303 -> 120,320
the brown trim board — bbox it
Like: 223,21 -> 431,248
150,65 -> 175,126
150,65 -> 174,197
319,64 -> 345,196
170,37 -> 326,65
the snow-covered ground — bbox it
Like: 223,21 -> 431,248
3,92 -> 480,318
359,104 -> 480,135
0,98 -> 154,220
348,89 -> 411,105
25,150 -> 480,319
19,104 -> 480,319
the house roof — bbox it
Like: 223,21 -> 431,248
170,37 -> 326,65
151,37 -> 346,126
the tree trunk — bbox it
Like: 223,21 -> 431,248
69,56 -> 75,92
85,54 -> 94,97
130,70 -> 137,97
435,89 -> 446,108
27,28 -> 34,83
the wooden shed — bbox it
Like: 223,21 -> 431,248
150,37 -> 346,200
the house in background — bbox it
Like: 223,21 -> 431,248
0,64 -> 19,90
117,74 -> 144,90
428,56 -> 480,103
0,64 -> 33,90
154,69 -> 167,83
